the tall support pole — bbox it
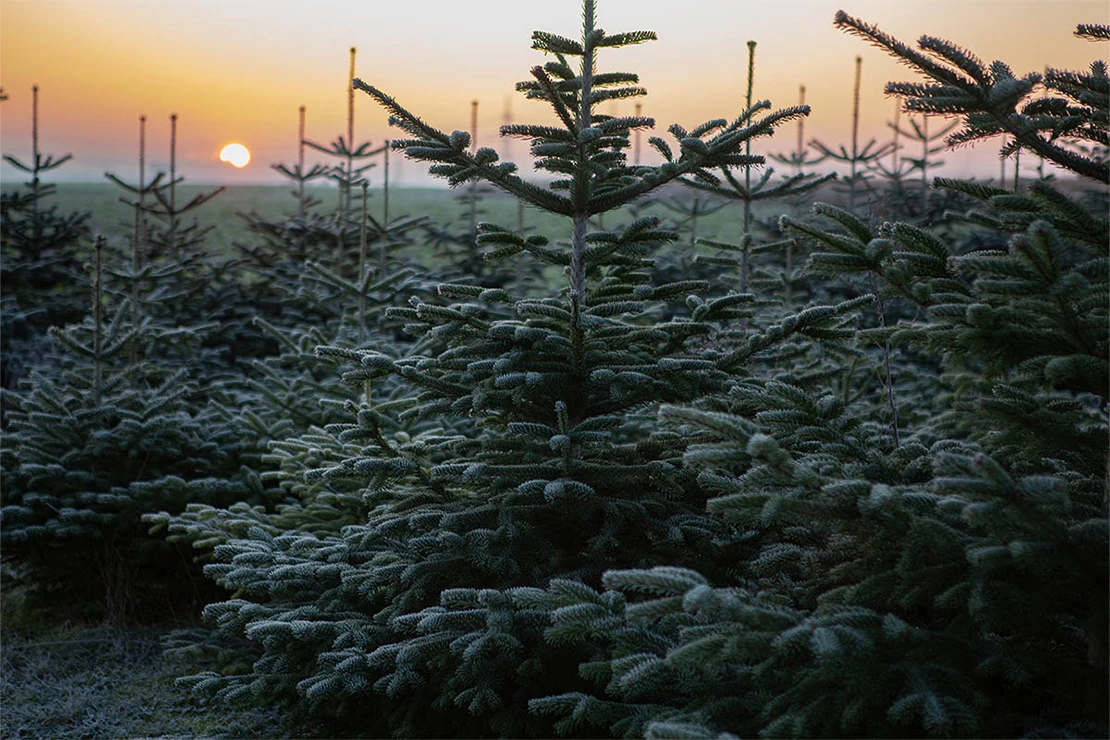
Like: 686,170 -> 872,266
382,140 -> 391,226
133,115 -> 147,327
503,96 -> 524,232
469,99 -> 479,241
345,47 -> 357,219
169,113 -> 179,261
849,56 -> 862,215
298,105 -> 307,221
921,114 -> 930,213
30,85 -> 40,234
740,41 -> 757,292
358,182 -> 369,344
634,102 -> 643,166
796,85 -> 806,175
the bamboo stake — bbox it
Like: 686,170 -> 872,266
634,102 -> 643,166
849,56 -> 862,215
740,40 -> 757,292
345,47 -> 356,219
469,99 -> 479,242
358,181 -> 369,345
92,235 -> 105,405
169,113 -> 178,261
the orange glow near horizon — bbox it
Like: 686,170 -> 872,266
1,0 -> 1107,185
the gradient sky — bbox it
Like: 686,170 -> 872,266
2,0 -> 1107,186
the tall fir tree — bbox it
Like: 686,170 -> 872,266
810,56 -> 897,216
1,85 -> 91,391
156,3 -> 871,736
524,14 -> 1108,739
0,236 -> 277,625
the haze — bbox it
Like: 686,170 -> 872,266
1,0 -> 1106,185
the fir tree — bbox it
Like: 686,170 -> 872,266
160,3 -> 863,736
879,110 -> 957,217
526,14 -> 1108,739
1,85 -> 91,390
677,40 -> 834,293
809,56 -> 896,215
0,86 -> 90,273
305,47 -> 387,222
145,114 -> 226,263
0,237 -> 276,624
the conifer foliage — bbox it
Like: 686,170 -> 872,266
158,3 -> 871,736
157,7 -> 1106,739
0,236 -> 274,624
522,14 -> 1108,740
2,4 -> 1105,739
1,86 -> 91,390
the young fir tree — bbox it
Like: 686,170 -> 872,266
809,55 -> 896,215
159,3 -> 869,736
236,50 -> 398,324
236,104 -> 331,278
277,105 -> 331,228
100,114 -> 233,382
145,114 -> 226,264
519,14 -> 1107,739
678,40 -> 835,295
0,85 -> 90,286
1,85 -> 91,390
3,106 -> 273,629
104,115 -> 165,276
870,105 -> 959,221
146,198 -> 433,566
148,100 -> 445,577
306,47 -> 387,221
764,83 -> 832,306
231,105 -> 377,361
0,237 -> 275,625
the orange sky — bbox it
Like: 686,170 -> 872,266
1,0 -> 1107,185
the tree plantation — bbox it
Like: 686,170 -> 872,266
1,3 -> 1107,738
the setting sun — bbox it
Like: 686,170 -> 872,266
218,143 -> 251,168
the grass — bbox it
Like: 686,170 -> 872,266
0,574 -> 284,739
18,181 -> 795,253
1,623 -> 287,740
0,563 -> 280,739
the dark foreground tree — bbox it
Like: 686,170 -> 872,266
153,2 -> 884,736
523,15 -> 1108,739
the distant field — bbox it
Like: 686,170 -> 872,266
5,181 -> 800,252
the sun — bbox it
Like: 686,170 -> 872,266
219,143 -> 251,168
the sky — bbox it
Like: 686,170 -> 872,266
1,0 -> 1107,186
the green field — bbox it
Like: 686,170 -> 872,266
18,181 -> 791,251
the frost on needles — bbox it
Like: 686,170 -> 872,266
126,4 -> 1108,739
